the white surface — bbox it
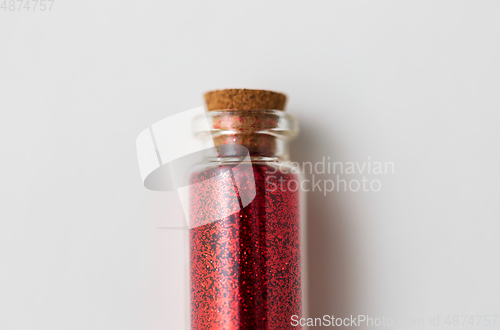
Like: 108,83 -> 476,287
1,1 -> 499,329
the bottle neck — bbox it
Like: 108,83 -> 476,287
195,109 -> 298,161
195,110 -> 298,160
212,136 -> 290,160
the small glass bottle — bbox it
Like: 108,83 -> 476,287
189,89 -> 305,329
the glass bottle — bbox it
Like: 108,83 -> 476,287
189,89 -> 305,329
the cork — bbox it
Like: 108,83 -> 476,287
204,89 -> 287,111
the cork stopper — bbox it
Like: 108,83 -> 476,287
204,89 -> 286,111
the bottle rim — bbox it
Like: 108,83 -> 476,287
193,109 -> 299,140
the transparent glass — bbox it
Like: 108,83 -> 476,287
189,110 -> 306,329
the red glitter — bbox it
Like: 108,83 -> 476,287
190,163 -> 302,329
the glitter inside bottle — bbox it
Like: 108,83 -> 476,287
189,89 -> 305,329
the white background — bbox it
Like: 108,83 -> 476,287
1,1 -> 499,329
